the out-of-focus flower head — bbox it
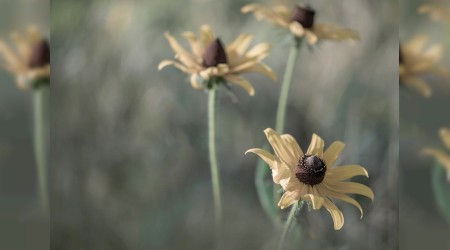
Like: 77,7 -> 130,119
400,35 -> 449,98
246,128 -> 374,230
424,128 -> 450,181
158,25 -> 276,96
241,1 -> 360,45
419,5 -> 450,24
0,26 -> 50,90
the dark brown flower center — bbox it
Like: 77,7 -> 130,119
295,155 -> 326,186
29,39 -> 50,68
291,5 -> 315,28
202,38 -> 227,67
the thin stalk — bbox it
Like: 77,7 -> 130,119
33,84 -> 50,214
255,38 -> 303,223
431,163 -> 450,224
208,87 -> 222,246
277,202 -> 300,250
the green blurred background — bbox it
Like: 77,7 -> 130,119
50,0 -> 398,249
400,0 -> 450,249
0,1 -> 49,250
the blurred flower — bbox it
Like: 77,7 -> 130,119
241,1 -> 359,44
158,25 -> 276,96
419,5 -> 450,24
246,128 -> 374,230
400,35 -> 449,98
423,128 -> 450,181
0,26 -> 50,90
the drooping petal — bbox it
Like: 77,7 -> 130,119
306,133 -> 325,156
278,191 -> 301,209
158,59 -> 191,73
245,148 -> 278,168
224,75 -> 255,96
289,22 -> 305,37
323,198 -> 345,230
326,164 -> 369,180
190,73 -> 203,89
245,148 -> 292,184
323,141 -> 345,167
423,149 -> 450,171
302,193 -> 324,210
313,24 -> 360,42
439,128 -> 450,150
305,30 -> 318,44
264,128 -> 298,167
0,39 -> 23,70
233,62 -> 277,81
401,76 -> 432,98
323,186 -> 365,218
325,181 -> 375,201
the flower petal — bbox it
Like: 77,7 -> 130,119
158,59 -> 190,73
280,134 -> 303,161
323,141 -> 345,167
423,148 -> 450,171
278,191 -> 301,209
233,62 -> 277,81
190,73 -> 202,89
264,128 -> 298,167
325,181 -> 374,201
164,32 -> 201,70
439,128 -> 450,150
323,187 -> 365,219
313,24 -> 360,42
306,133 -> 325,156
305,30 -> 318,44
302,193 -> 324,210
401,76 -> 432,98
245,148 -> 291,184
181,31 -> 204,59
326,164 -> 369,180
289,22 -> 305,37
227,34 -> 253,56
200,25 -> 215,47
224,75 -> 255,96
323,198 -> 345,230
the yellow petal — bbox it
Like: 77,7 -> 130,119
264,128 -> 298,167
323,141 -> 345,167
281,134 -> 303,160
200,25 -> 215,47
181,31 -> 204,60
245,43 -> 271,60
224,75 -> 255,96
404,35 -> 428,55
241,3 -> 261,14
313,24 -> 360,42
245,148 -> 278,168
289,22 -> 305,37
305,30 -> 318,44
423,149 -> 450,171
306,133 -> 325,156
439,128 -> 450,150
278,191 -> 301,209
158,59 -> 190,73
423,44 -> 443,63
401,76 -> 432,98
302,193 -> 324,210
227,34 -> 253,57
326,164 -> 369,180
245,148 -> 292,184
164,32 -> 200,70
0,39 -> 23,70
324,187 -> 365,218
190,73 -> 202,89
325,181 -> 374,201
323,198 -> 345,230
232,62 -> 277,81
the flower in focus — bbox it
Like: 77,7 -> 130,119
423,128 -> 450,181
246,128 -> 374,230
158,25 -> 276,96
241,1 -> 359,44
0,26 -> 50,90
419,5 -> 450,24
400,35 -> 449,98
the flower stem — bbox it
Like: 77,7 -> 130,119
431,163 -> 450,225
255,38 -> 302,223
277,202 -> 300,250
33,84 -> 50,214
208,87 -> 222,246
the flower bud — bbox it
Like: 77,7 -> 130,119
291,5 -> 315,28
29,39 -> 50,68
202,38 -> 227,67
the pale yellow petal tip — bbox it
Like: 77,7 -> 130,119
157,61 -> 169,71
334,223 -> 344,230
245,148 -> 259,155
241,4 -> 259,13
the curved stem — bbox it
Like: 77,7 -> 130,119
277,202 -> 300,250
34,84 -> 50,214
208,87 -> 222,246
431,163 -> 450,225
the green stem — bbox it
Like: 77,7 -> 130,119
277,202 -> 300,250
255,38 -> 303,223
208,87 -> 222,245
431,163 -> 450,225
33,84 -> 50,214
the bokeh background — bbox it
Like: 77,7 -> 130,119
0,0 -> 49,249
51,0 -> 398,249
400,0 -> 450,249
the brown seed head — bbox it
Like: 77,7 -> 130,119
202,38 -> 227,67
29,39 -> 50,68
291,5 -> 315,28
295,155 -> 326,186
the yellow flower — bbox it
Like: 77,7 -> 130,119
158,25 -> 276,96
246,128 -> 374,230
423,128 -> 450,181
400,35 -> 449,98
241,1 -> 359,44
419,5 -> 450,24
0,26 -> 50,90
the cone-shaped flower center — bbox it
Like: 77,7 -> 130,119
291,5 -> 315,28
202,38 -> 228,67
29,39 -> 50,68
295,155 -> 326,186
